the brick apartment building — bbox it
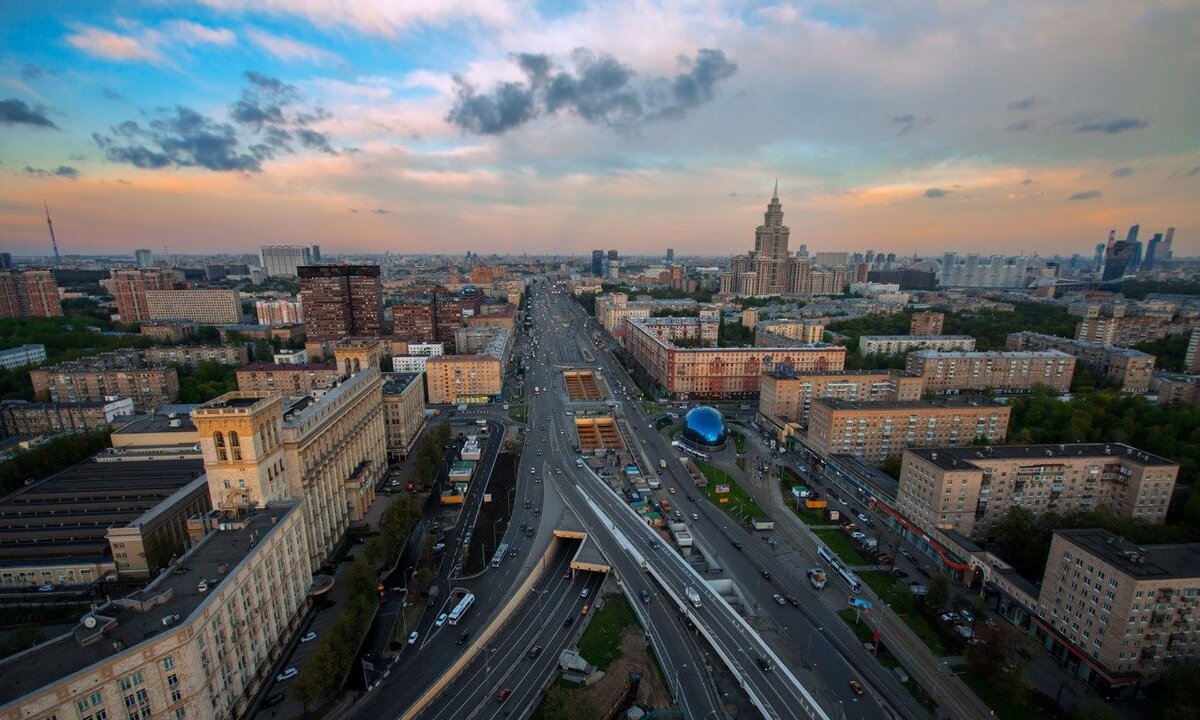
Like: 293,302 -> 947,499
905,349 -> 1076,394
29,351 -> 179,410
0,270 -> 61,318
758,369 -> 924,427
909,311 -> 945,336
1006,332 -> 1155,393
298,265 -> 382,341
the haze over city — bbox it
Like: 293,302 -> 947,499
3,0 -> 1198,257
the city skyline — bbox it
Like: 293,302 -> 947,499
2,1 -> 1198,257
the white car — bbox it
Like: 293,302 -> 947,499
580,588 -> 590,598
857,513 -> 869,523
300,631 -> 317,643
276,668 -> 297,682
435,613 -> 448,627
408,631 -> 419,645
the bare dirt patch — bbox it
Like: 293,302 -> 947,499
574,628 -> 672,715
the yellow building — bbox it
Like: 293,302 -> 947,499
759,369 -> 924,427
424,354 -> 503,404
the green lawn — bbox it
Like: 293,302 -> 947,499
732,431 -> 747,454
857,571 -> 950,655
576,592 -> 639,670
694,461 -> 765,523
507,404 -> 527,423
654,416 -> 673,431
960,669 -> 1067,720
777,470 -> 829,524
812,529 -> 872,565
838,609 -> 939,713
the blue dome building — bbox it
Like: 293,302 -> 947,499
681,406 -> 729,451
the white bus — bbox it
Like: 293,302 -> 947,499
835,566 -> 863,593
817,545 -> 836,566
448,593 -> 475,625
491,544 -> 509,568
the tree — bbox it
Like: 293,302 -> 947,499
1073,699 -> 1119,720
1158,665 -> 1200,720
927,572 -> 950,610
540,684 -> 592,720
966,621 -> 1021,677
253,339 -> 274,362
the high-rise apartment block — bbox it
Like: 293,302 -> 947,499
110,268 -> 183,322
298,265 -> 382,341
805,397 -> 1010,464
391,294 -> 464,343
858,335 -> 976,356
0,269 -> 62,318
758,369 -> 924,427
134,248 -> 153,268
939,253 -> 1045,288
260,245 -> 312,277
1069,300 -> 1192,347
1186,328 -> 1200,374
1007,332 -> 1155,393
255,298 -> 304,326
909,311 -> 945,336
592,249 -> 605,276
896,444 -> 1177,540
144,288 -> 241,325
905,349 -> 1076,394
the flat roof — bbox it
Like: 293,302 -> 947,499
1010,332 -> 1154,358
908,349 -> 1073,359
1057,528 -> 1200,581
906,443 -> 1176,470
814,397 -> 1006,411
0,503 -> 301,706
765,369 -> 913,380
111,412 -> 198,435
859,335 -> 975,341
239,362 -> 336,371
382,372 -> 422,394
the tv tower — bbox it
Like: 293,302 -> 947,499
44,201 -> 60,265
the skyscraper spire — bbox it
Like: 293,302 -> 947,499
772,178 -> 778,200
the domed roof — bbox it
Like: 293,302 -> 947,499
682,406 -> 728,448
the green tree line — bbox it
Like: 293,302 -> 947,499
0,431 -> 112,496
826,302 -> 1078,352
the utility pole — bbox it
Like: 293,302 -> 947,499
43,201 -> 60,265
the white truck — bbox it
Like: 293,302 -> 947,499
685,586 -> 702,608
807,567 -> 828,590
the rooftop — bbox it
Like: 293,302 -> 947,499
382,372 -> 422,395
814,397 -> 1006,412
908,349 -> 1074,359
1057,528 -> 1200,581
239,362 -> 337,372
1010,332 -> 1155,358
111,410 -> 198,435
0,503 -> 301,706
859,334 -> 975,341
906,443 -> 1176,471
765,368 -> 913,380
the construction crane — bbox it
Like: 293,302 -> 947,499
43,201 -> 60,265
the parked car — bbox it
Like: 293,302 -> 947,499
731,540 -> 743,550
276,668 -> 297,682
300,631 -> 317,643
773,594 -> 786,605
407,631 -> 419,644
891,568 -> 910,579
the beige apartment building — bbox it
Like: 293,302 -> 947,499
631,313 -> 720,346
145,288 -> 241,325
425,354 -> 503,404
1151,372 -> 1200,406
896,443 -> 1178,540
0,502 -> 313,720
1186,327 -> 1200,374
140,321 -> 196,342
623,315 -> 846,399
1006,332 -> 1155,393
142,345 -> 249,368
1036,528 -> 1200,688
594,293 -> 706,331
754,319 -> 827,347
909,311 -> 945,336
110,268 -> 184,322
383,372 -> 427,460
30,351 -> 180,410
236,362 -> 340,396
858,335 -> 976,356
758,369 -> 924,427
805,397 -> 1010,464
905,349 -> 1076,394
0,396 -> 134,437
193,367 -> 385,569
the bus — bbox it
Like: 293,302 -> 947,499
491,544 -> 509,568
817,546 -> 836,566
448,593 -> 475,625
673,442 -> 709,461
835,565 -> 863,593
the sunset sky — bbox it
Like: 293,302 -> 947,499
2,1 -> 1198,258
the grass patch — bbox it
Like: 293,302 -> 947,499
812,529 -> 872,565
694,460 -> 765,524
960,669 -> 1067,720
837,610 -> 939,713
654,416 -> 673,431
732,431 -> 747,454
778,469 -> 829,525
507,404 -> 528,423
576,592 -> 639,670
856,571 -> 950,655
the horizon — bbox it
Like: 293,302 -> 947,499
2,1 -> 1198,257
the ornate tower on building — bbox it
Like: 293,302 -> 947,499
752,181 -> 791,293
192,394 -> 288,513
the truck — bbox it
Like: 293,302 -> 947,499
685,586 -> 702,608
669,522 -> 693,548
751,517 -> 775,531
660,499 -> 672,513
426,585 -> 440,607
807,567 -> 827,590
658,459 -> 667,474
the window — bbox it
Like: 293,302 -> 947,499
214,432 -> 227,461
163,657 -> 175,670
229,431 -> 242,460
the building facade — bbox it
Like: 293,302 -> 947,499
30,351 -> 180,410
299,265 -> 382,341
858,335 -> 977,356
382,372 -> 426,460
260,245 -> 312,277
805,397 -> 1010,465
144,288 -> 241,325
424,355 -> 503,404
594,293 -> 703,332
758,370 -> 924,427
110,268 -> 183,322
390,296 -> 465,343
754,319 -> 826,346
896,444 -> 1178,540
905,349 -> 1076,394
1006,332 -> 1156,393
0,344 -> 47,369
255,298 -> 304,326
1186,328 -> 1200,374
142,345 -> 249,368
139,321 -> 196,343
236,363 -> 339,396
0,270 -> 62,318
910,311 -> 945,336
0,397 -> 134,437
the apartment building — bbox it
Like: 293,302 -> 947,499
110,268 -> 184,322
255,298 -> 304,325
299,265 -> 382,341
1006,332 -> 1155,393
758,369 -> 924,427
630,313 -> 720,347
910,311 -> 945,336
896,443 -> 1178,540
425,354 -> 503,404
0,397 -> 134,437
144,288 -> 241,325
805,397 -> 1010,464
1186,327 -> 1200,374
139,321 -> 196,342
390,296 -> 465,343
905,349 -> 1076,394
594,293 -> 705,331
623,316 -> 846,400
142,345 -> 249,368
858,335 -> 977,356
236,362 -> 339,396
383,372 -> 427,460
193,366 -> 385,568
0,270 -> 61,318
30,351 -> 179,410
1036,528 -> 1200,690
1151,372 -> 1200,406
0,344 -> 46,370
260,244 -> 311,277
1070,300 -> 1197,347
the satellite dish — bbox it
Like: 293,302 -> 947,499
84,615 -> 97,628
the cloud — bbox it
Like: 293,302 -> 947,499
1007,96 -> 1046,111
191,0 -> 512,39
890,113 -> 934,136
66,20 -> 236,66
163,20 -> 235,46
1061,113 -> 1148,134
924,187 -> 948,198
22,165 -> 79,179
102,88 -> 125,101
1005,119 -> 1035,132
66,25 -> 164,63
1111,167 -> 1133,178
447,48 -> 736,135
247,29 -> 342,65
1068,190 -> 1102,201
1184,166 -> 1200,178
0,98 -> 58,128
373,208 -> 390,214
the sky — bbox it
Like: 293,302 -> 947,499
1,0 -> 1198,259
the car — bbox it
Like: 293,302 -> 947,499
301,631 -> 317,643
276,668 -> 298,682
536,450 -> 542,456
757,656 -> 774,672
761,570 -> 772,581
857,513 -> 869,523
580,588 -> 590,598
686,494 -> 695,501
407,631 -> 419,645
510,546 -> 518,557
668,486 -> 677,494
786,595 -> 800,608
959,608 -> 975,623
731,540 -> 743,550
37,584 -> 55,592
941,612 -> 956,622
838,497 -> 848,506
891,568 -> 910,579
640,589 -> 651,604
528,644 -> 543,659
690,513 -> 699,521
432,542 -> 446,553
530,468 -> 536,474
850,531 -> 866,540
876,554 -> 894,565
581,603 -> 590,614
773,594 -> 786,605
496,688 -> 511,702
849,679 -> 864,695
435,613 -> 448,627
917,565 -> 932,578
525,528 -> 535,537
524,501 -> 531,509
563,616 -> 574,627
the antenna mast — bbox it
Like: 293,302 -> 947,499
44,201 -> 60,265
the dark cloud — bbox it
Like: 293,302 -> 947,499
1021,178 -> 1033,185
96,71 -> 337,172
102,88 -> 124,101
21,64 -> 45,81
924,188 -> 949,198
0,98 -> 58,129
1007,96 -> 1046,111
1005,119 -> 1035,132
22,165 -> 78,179
1111,167 -> 1134,178
1060,113 -> 1148,134
447,48 -> 736,135
890,113 -> 934,136
1068,190 -> 1102,201
349,208 -> 359,213
373,208 -> 389,214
